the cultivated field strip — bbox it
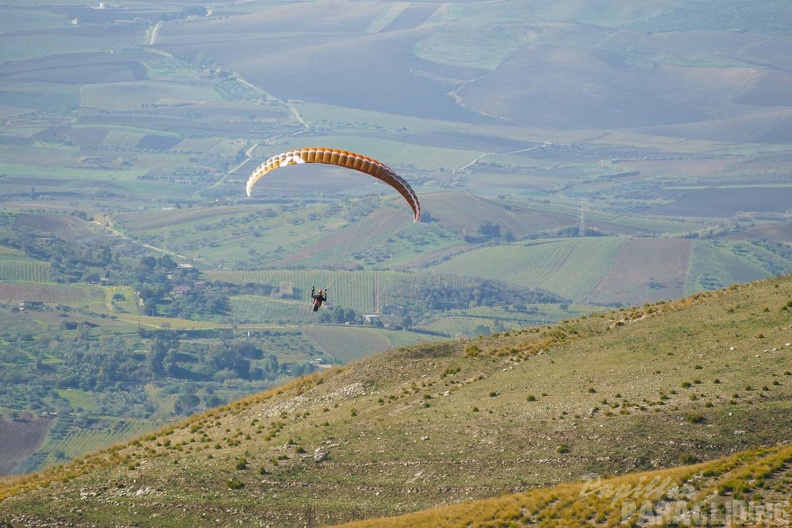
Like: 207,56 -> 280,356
0,260 -> 51,282
211,269 -> 386,313
40,418 -> 156,470
0,282 -> 106,309
79,82 -> 217,112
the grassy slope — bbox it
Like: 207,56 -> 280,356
340,444 -> 792,527
1,275 -> 790,526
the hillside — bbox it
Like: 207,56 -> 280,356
341,444 -> 792,527
1,274 -> 790,527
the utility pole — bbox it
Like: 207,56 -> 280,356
374,272 -> 379,314
163,222 -> 169,253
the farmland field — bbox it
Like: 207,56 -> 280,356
33,417 -> 158,472
0,8 -> 67,34
302,326 -> 412,363
648,186 -> 792,217
231,295 -> 314,325
156,5 -> 495,124
0,282 -> 105,310
0,414 -> 55,474
103,285 -> 136,313
629,0 -> 792,34
584,238 -> 693,306
429,238 -> 627,302
79,81 -> 219,111
0,259 -> 51,282
0,82 -> 79,111
218,269 -> 390,314
265,134 -> 484,174
416,315 -> 526,337
685,240 -> 779,293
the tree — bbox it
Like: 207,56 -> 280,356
139,256 -> 157,270
477,221 -> 500,239
233,340 -> 263,359
148,335 -> 175,376
206,342 -> 250,379
157,255 -> 177,271
174,393 -> 200,415
164,349 -> 180,376
464,221 -> 502,243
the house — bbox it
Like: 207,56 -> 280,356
172,285 -> 192,298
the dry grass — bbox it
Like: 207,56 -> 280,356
338,447 -> 792,527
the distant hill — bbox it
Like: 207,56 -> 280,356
1,273 -> 790,527
155,0 -> 792,142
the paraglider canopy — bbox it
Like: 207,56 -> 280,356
246,147 -> 421,222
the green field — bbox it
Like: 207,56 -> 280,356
686,240 -> 781,293
0,259 -> 51,282
302,325 -> 426,363
429,238 -> 627,301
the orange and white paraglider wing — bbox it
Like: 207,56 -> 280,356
245,147 -> 421,222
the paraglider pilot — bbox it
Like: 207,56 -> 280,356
311,286 -> 328,312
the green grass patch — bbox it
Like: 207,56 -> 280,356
54,389 -> 97,413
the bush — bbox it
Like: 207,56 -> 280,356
226,478 -> 244,490
680,453 -> 699,464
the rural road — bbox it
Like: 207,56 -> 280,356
456,144 -> 545,173
148,22 -> 162,45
